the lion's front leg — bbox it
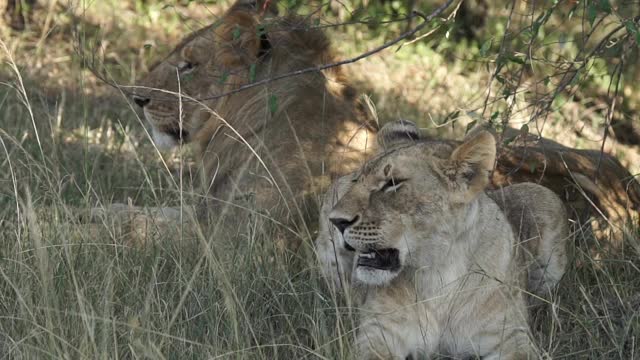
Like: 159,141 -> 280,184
356,326 -> 407,360
467,317 -> 538,360
356,303 -> 438,360
480,347 -> 538,360
356,321 -> 432,360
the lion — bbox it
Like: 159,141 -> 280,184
128,0 -> 377,242
314,120 -> 569,296
93,0 -> 638,250
316,120 -> 569,359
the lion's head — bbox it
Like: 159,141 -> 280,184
328,121 -> 496,285
132,0 -> 280,149
131,0 -> 378,233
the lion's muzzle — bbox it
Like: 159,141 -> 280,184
329,214 -> 359,234
133,95 -> 151,108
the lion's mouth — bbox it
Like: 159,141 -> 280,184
357,249 -> 400,271
164,127 -> 190,143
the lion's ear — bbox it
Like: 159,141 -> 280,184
215,1 -> 273,68
438,131 -> 496,201
377,119 -> 420,149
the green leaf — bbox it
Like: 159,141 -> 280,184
503,135 -> 517,145
431,18 -> 446,26
530,7 -> 553,38
183,73 -> 194,82
598,0 -> 611,13
568,4 -> 578,19
249,63 -> 256,83
507,54 -> 526,64
232,26 -> 241,40
520,124 -> 529,135
465,120 -> 477,134
626,20 -> 637,32
628,19 -> 640,44
587,3 -> 598,26
209,19 -> 224,30
442,110 -> 461,124
570,70 -> 582,86
269,95 -> 278,115
532,16 -> 543,36
479,39 -> 492,57
219,70 -> 229,85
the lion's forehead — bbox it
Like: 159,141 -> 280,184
359,144 -> 440,179
164,24 -> 218,61
344,147 -> 446,212
358,149 -> 406,177
137,27 -> 219,88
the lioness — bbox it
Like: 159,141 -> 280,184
317,121 -> 569,359
316,121 -> 569,293
130,0 -> 376,241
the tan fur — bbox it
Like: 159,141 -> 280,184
315,121 -> 569,359
488,184 -> 569,297
133,1 -> 377,240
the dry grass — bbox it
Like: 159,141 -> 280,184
0,1 -> 638,359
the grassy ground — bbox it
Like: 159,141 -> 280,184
0,0 -> 639,359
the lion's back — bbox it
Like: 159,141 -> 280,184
488,182 -> 569,295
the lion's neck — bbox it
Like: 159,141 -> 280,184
399,194 -> 516,300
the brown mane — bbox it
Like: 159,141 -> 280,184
133,2 -> 378,244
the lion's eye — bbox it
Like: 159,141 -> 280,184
177,61 -> 197,74
380,178 -> 405,193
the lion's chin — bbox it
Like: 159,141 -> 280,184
353,248 -> 402,286
151,127 -> 178,150
354,266 -> 401,286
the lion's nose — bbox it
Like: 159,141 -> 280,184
329,215 -> 359,234
133,95 -> 151,108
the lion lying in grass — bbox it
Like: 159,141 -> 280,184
119,0 -> 377,244
316,120 -> 569,359
91,0 -> 638,250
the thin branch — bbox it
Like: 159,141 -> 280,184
595,60 -> 624,181
86,0 -> 457,102
196,0 -> 456,101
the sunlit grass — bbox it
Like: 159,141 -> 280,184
0,1 -> 638,358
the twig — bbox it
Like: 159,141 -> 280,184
595,60 -> 624,181
200,0 -> 456,101
86,0 -> 457,102
398,0 -> 461,49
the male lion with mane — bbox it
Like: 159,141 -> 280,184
127,0 -> 377,243
99,0 -> 637,251
316,120 -> 569,359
